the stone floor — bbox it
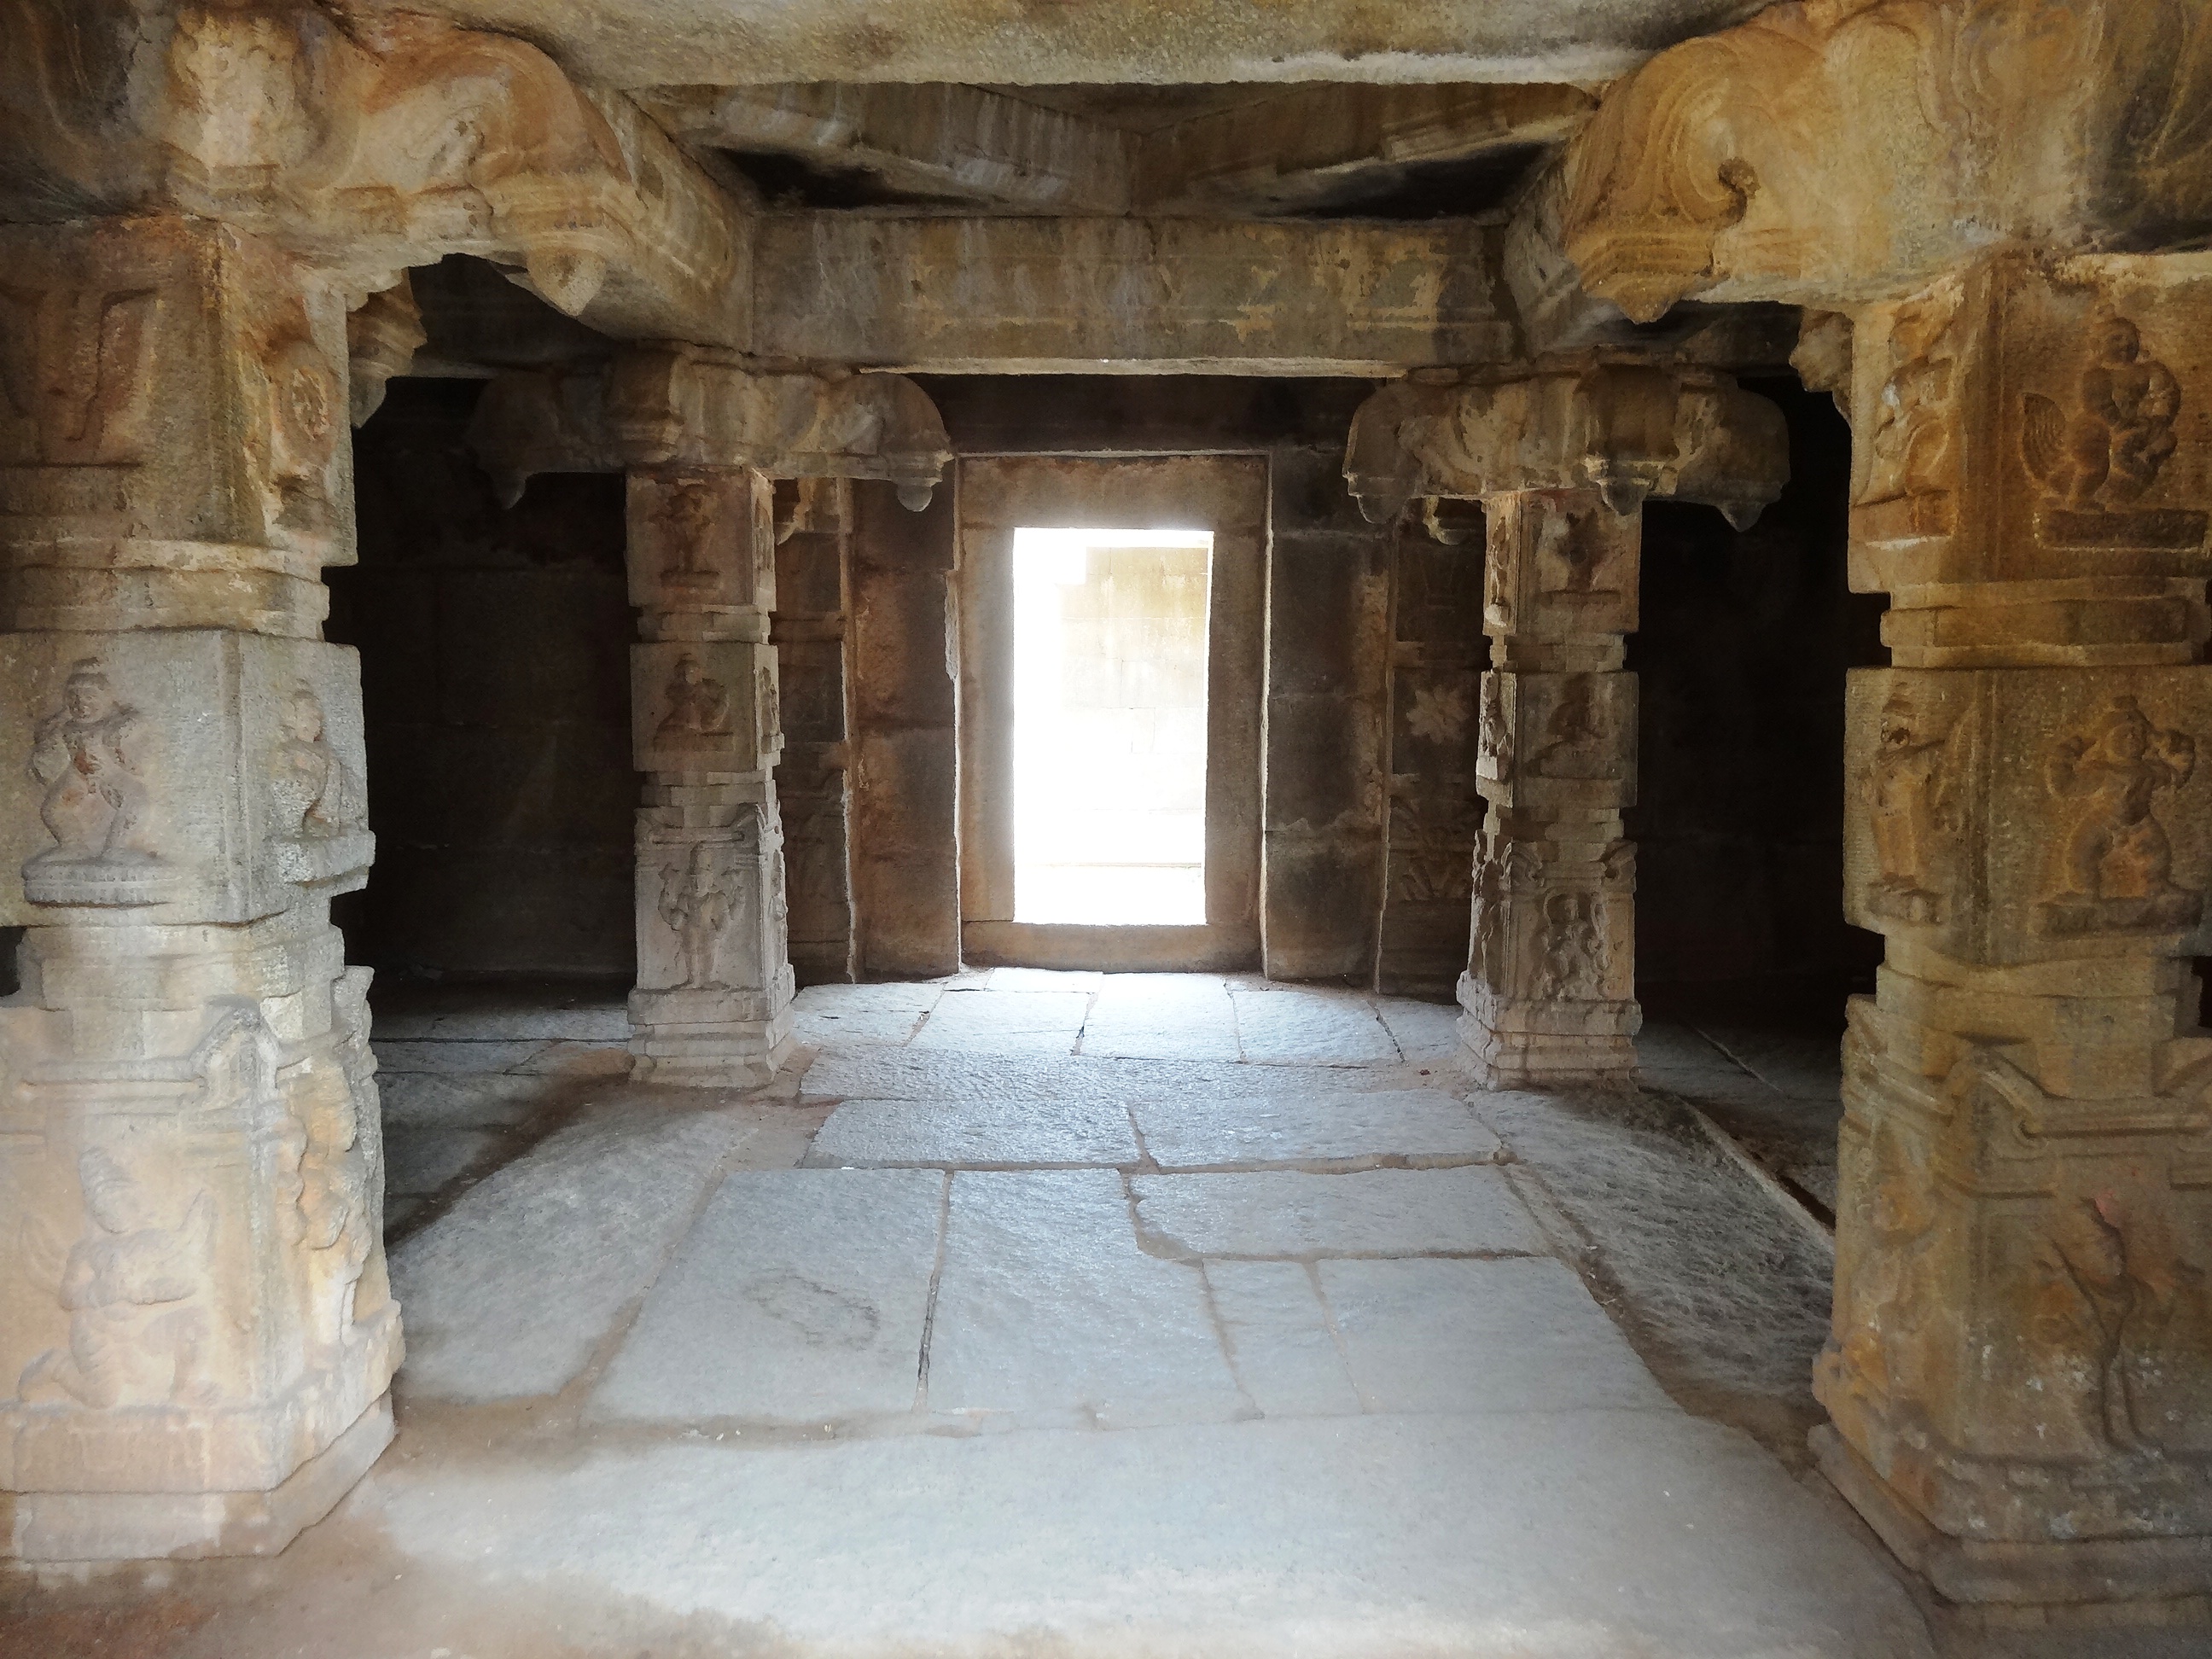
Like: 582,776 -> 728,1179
3,973 -> 2197,1657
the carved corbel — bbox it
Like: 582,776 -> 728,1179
1550,0 -> 2212,320
0,0 -> 748,345
346,276 -> 427,428
1343,360 -> 1788,528
466,353 -> 952,507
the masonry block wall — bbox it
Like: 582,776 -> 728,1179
330,381 -> 636,979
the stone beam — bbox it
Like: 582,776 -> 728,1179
752,214 -> 1514,375
1543,0 -> 2212,322
403,0 -> 1773,88
640,84 -> 1133,213
464,351 -> 953,507
1135,84 -> 1594,214
0,0 -> 751,343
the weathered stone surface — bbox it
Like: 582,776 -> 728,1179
806,1097 -> 1139,1169
910,987 -> 1091,1056
1229,987 -> 1402,1066
1202,1260 -> 1362,1419
1133,1087 -> 1494,1170
1132,1169 -> 1545,1260
1080,974 -> 1241,1062
1321,1256 -> 1674,1415
591,1169 -> 942,1424
926,1170 -> 1243,1429
389,1104 -> 754,1401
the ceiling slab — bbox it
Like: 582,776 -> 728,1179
400,1 -> 1777,90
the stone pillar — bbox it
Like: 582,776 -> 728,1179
773,478 -> 859,985
1345,362 -> 1788,1090
624,464 -> 795,1084
0,218 -> 398,1560
1464,487 -> 1642,1086
1812,252 -> 2212,1605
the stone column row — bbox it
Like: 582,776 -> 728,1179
1813,252 -> 2212,1604
0,218 -> 399,1560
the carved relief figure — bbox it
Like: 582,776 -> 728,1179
2040,696 -> 2202,934
2032,1186 -> 2210,1453
756,663 -> 782,754
265,335 -> 338,533
2024,313 -> 2181,509
655,476 -> 720,590
292,1062 -> 373,1359
1835,1121 -> 1940,1401
1535,890 -> 1607,1001
1532,679 -> 1604,778
660,841 -> 745,987
654,655 -> 733,750
1479,673 -> 1513,778
24,657 -> 174,903
1865,687 -> 1956,924
1860,296 -> 1956,531
0,285 -> 159,466
271,681 -> 364,838
19,1150 -> 218,1410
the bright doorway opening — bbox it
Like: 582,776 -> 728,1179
1011,527 -> 1213,925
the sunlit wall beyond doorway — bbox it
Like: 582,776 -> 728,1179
1011,527 -> 1214,925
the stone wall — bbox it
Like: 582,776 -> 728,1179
328,380 -> 636,979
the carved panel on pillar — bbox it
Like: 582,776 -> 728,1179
625,469 -> 775,620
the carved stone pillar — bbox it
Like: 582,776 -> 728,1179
624,464 -> 794,1085
1346,360 -> 1788,1090
0,218 -> 398,1559
1812,252 -> 2212,1604
1468,487 -> 1642,1086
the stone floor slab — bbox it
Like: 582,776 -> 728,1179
1321,1256 -> 1677,1415
389,1103 -> 757,1401
1132,1168 -> 1545,1259
1079,974 -> 1241,1061
806,1097 -> 1139,1167
1231,987 -> 1402,1065
1203,1260 -> 1361,1418
383,1126 -> 497,1198
591,1169 -> 945,1425
376,1070 -> 553,1131
791,981 -> 944,1047
925,1169 -> 1244,1428
1373,997 -> 1464,1062
911,988 -> 1091,1054
371,1038 -> 554,1074
1133,1086 -> 1496,1169
367,1413 -> 1938,1658
987,967 -> 1106,991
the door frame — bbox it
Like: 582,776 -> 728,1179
955,455 -> 1265,970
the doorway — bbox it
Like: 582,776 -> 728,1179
958,457 -> 1265,969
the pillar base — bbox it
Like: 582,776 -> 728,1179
628,993 -> 796,1087
1813,1426 -> 2212,1608
1457,974 -> 1639,1089
2,1392 -> 393,1563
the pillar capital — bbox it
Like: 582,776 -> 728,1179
1343,357 -> 1788,531
464,353 -> 952,510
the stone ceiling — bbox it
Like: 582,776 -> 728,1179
401,0 -> 1778,88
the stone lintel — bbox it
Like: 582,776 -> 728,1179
751,214 -> 1513,375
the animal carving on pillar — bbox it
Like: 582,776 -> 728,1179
2040,696 -> 2202,936
2023,310 -> 2207,550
